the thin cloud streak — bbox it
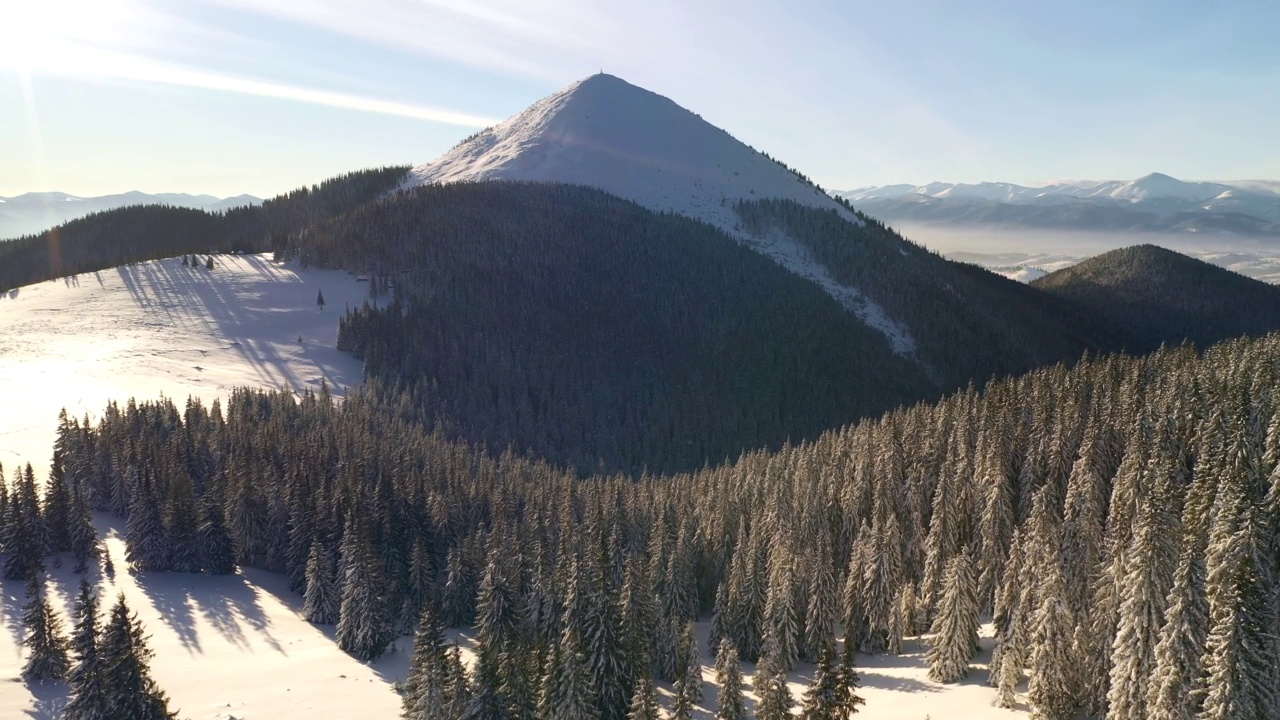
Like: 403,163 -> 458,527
11,41 -> 499,128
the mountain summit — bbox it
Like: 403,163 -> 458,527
409,73 -> 856,236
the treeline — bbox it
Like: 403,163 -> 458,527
0,166 -> 408,293
12,332 -> 1280,719
288,182 -> 935,474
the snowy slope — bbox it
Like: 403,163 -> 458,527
407,74 -> 918,355
0,254 -> 366,482
409,74 -> 859,236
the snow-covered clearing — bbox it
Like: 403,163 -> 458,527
1,252 -> 1022,718
0,254 -> 367,482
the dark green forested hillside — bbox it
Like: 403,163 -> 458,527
14,332 -> 1280,720
278,182 -> 1137,474
0,166 -> 409,293
1033,243 -> 1280,352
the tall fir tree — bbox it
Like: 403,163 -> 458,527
336,523 -> 393,661
100,595 -> 177,720
64,580 -> 109,720
799,642 -> 844,720
714,639 -> 745,720
925,548 -> 979,683
303,539 -> 339,624
21,576 -> 71,681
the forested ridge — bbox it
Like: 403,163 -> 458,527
279,181 -> 1143,474
1034,243 -> 1280,353
5,332 -> 1280,719
0,166 -> 409,294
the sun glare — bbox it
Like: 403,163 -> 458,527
0,0 -> 137,73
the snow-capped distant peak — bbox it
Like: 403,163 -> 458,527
408,73 -> 860,236
406,74 -> 922,354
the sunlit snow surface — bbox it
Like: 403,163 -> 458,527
0,253 -> 1022,718
0,254 -> 367,482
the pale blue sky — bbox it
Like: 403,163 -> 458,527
1,0 -> 1276,197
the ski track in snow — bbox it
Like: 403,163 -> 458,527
406,74 -> 918,357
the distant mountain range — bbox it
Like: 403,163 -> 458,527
0,191 -> 260,240
838,173 -> 1280,236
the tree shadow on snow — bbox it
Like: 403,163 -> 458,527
20,678 -> 71,720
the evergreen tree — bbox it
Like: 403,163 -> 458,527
1147,540 -> 1209,720
925,548 -> 979,683
125,474 -> 169,572
100,595 -> 177,720
838,629 -> 867,717
317,289 -> 326,309
197,498 -> 236,575
674,621 -> 703,713
164,478 -> 201,573
625,671 -> 660,720
1028,552 -> 1076,720
755,637 -> 794,720
799,643 -> 844,720
1107,489 -> 1178,720
714,640 -> 745,720
69,491 -> 100,574
803,538 -> 839,662
65,580 -> 109,720
21,576 -> 71,681
336,525 -> 393,660
402,600 -> 449,719
538,626 -> 594,720
1197,495 -> 1276,720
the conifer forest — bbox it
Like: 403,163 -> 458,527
6,327 -> 1280,719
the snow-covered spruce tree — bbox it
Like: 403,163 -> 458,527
21,576 -> 71,681
976,430 -> 1015,612
42,461 -> 74,553
925,547 -> 979,683
164,477 -> 201,573
336,523 -> 393,661
100,594 -> 177,720
303,539 -> 339,624
538,625 -> 595,720
197,496 -> 236,575
1196,483 -> 1277,719
445,644 -> 473,718
125,473 -> 169,572
1028,549 -> 1076,720
714,639 -> 745,720
402,599 -> 448,719
64,580 -> 109,720
674,622 -> 704,711
461,640 -> 506,720
620,552 -> 657,694
754,637 -> 794,720
800,642 -> 845,720
625,671 -> 660,720
838,629 -> 867,716
862,516 -> 901,654
996,632 -> 1023,709
763,537 -> 800,671
4,464 -> 47,580
582,545 -> 628,720
1107,479 -> 1179,720
1146,538 -> 1209,720
803,535 -> 839,663
69,491 -> 100,574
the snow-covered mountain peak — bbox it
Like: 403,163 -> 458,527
408,73 -> 860,236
